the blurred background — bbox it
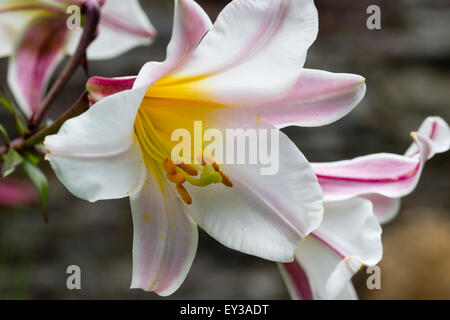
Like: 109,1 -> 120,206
0,0 -> 449,299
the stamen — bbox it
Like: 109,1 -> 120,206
163,157 -> 177,173
178,163 -> 198,176
218,171 -> 233,187
176,183 -> 192,205
167,172 -> 185,184
163,157 -> 233,205
135,115 -> 166,163
212,162 -> 233,188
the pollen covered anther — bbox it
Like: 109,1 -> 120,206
212,162 -> 233,188
176,183 -> 192,205
218,172 -> 233,187
163,158 -> 177,173
163,158 -> 186,183
179,163 -> 198,176
167,172 -> 186,184
164,158 -> 192,204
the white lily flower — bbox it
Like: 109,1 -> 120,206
280,117 -> 450,299
44,0 -> 370,295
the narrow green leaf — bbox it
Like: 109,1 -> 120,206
0,96 -> 27,137
0,123 -> 10,144
22,160 -> 49,223
15,116 -> 27,136
0,97 -> 14,114
2,149 -> 23,177
24,151 -> 41,166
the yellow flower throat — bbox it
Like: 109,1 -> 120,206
133,81 -> 233,204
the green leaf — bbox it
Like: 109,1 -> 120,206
22,160 -> 49,222
0,123 -> 10,144
15,116 -> 27,136
23,151 -> 41,166
0,97 -> 14,114
0,96 -> 27,137
2,149 -> 23,177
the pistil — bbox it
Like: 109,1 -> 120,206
163,158 -> 232,205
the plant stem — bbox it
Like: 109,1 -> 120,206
28,0 -> 100,130
0,92 -> 90,157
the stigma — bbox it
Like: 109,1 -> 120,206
163,157 -> 233,205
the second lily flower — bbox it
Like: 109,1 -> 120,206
0,0 -> 156,118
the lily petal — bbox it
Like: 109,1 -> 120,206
325,255 -> 364,299
313,199 -> 382,266
278,261 -> 313,300
279,261 -> 357,300
165,0 -> 318,107
88,0 -> 213,95
313,133 -> 433,201
130,172 -> 198,296
405,116 -> 450,158
165,0 -> 212,65
313,118 -> 448,223
339,282 -> 358,300
185,120 -> 323,262
256,69 -> 366,128
65,0 -> 156,60
366,117 -> 449,223
7,15 -> 69,117
0,0 -> 58,58
44,86 -> 148,202
281,198 -> 381,299
86,76 -> 136,102
361,194 -> 401,224
134,0 -> 212,88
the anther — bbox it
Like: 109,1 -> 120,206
176,183 -> 192,205
219,172 -> 233,187
163,158 -> 177,174
211,162 -> 233,187
178,163 -> 198,176
167,172 -> 185,184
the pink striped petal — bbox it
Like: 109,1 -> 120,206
0,1 -> 64,58
86,76 -> 136,102
280,259 -> 357,300
278,262 -> 314,300
130,173 -> 198,296
313,133 -> 433,201
147,1 -> 364,128
361,194 -> 401,224
84,2 -> 212,104
134,0 -> 212,88
7,15 -> 69,117
256,69 -> 366,128
405,116 -> 450,158
167,0 -> 319,108
280,198 -> 380,300
83,0 -> 157,60
367,117 -> 449,223
0,179 -> 38,207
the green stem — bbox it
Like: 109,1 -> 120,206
0,92 -> 90,157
